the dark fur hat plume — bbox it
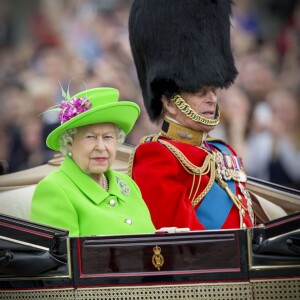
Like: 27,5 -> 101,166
129,0 -> 238,121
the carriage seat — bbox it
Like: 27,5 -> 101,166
0,183 -> 289,224
0,185 -> 36,220
0,147 -> 294,223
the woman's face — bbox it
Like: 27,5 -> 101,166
69,123 -> 118,182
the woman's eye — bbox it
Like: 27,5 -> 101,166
86,135 -> 96,139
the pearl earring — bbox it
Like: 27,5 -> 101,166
68,152 -> 72,157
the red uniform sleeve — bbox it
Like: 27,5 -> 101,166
132,142 -> 205,230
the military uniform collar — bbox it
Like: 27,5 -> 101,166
160,117 -> 207,146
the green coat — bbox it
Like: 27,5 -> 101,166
30,156 -> 155,236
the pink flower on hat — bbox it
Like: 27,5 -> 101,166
58,97 -> 92,124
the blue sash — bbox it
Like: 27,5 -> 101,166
195,142 -> 236,229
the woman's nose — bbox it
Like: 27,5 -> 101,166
95,138 -> 105,151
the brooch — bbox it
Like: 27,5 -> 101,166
116,176 -> 130,196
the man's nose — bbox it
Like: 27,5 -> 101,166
207,90 -> 217,103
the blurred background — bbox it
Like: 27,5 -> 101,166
0,0 -> 299,189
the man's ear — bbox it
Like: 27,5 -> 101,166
161,95 -> 178,116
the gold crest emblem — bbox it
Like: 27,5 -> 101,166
152,245 -> 164,270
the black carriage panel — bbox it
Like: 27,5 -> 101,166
0,213 -> 71,289
72,229 -> 249,286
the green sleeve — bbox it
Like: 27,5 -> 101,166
30,178 -> 79,236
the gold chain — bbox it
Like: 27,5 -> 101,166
171,94 -> 220,126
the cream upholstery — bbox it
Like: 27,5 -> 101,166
254,192 -> 288,220
0,185 -> 36,220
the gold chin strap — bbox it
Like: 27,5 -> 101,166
170,94 -> 220,126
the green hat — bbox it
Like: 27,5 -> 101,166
46,87 -> 140,151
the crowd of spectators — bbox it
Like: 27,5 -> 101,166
0,0 -> 299,189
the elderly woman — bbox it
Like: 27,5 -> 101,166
30,87 -> 155,236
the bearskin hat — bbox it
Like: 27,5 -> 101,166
129,0 -> 238,121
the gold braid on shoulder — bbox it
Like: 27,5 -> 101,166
127,134 -> 160,177
157,139 -> 215,206
171,94 -> 220,126
127,137 -> 215,207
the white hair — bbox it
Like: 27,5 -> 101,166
59,126 -> 126,156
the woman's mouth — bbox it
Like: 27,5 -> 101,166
92,157 -> 108,163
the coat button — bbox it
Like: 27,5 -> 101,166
125,218 -> 132,225
109,199 -> 116,206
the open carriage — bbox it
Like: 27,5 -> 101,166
0,144 -> 299,300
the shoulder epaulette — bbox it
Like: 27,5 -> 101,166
128,134 -> 160,176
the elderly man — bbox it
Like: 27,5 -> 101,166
128,0 -> 255,231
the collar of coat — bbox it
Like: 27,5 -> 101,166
60,156 -> 129,205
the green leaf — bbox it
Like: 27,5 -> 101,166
59,80 -> 71,101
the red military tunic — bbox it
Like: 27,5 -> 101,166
129,120 -> 255,231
